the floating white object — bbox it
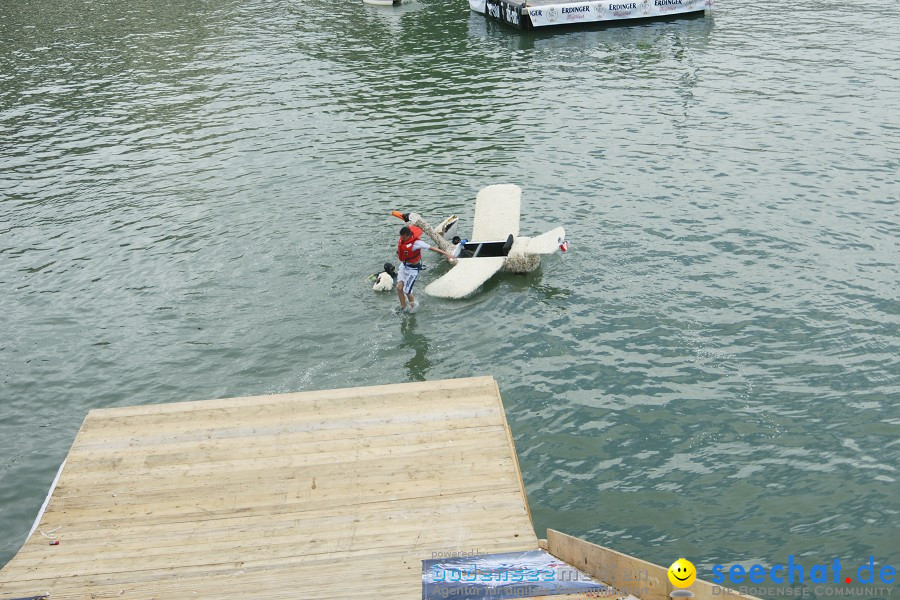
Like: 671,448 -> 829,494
426,256 -> 507,299
373,272 -> 394,291
471,184 -> 521,240
392,184 -> 566,299
517,226 -> 567,255
363,0 -> 398,5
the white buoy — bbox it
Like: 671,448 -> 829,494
363,0 -> 397,5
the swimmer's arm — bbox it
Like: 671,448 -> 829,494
427,246 -> 456,262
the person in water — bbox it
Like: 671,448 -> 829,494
396,224 -> 455,312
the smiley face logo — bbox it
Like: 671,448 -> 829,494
668,558 -> 697,588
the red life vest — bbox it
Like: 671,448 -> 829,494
397,226 -> 424,264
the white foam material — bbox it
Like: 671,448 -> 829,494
519,226 -> 566,255
424,257 -> 506,299
503,237 -> 540,273
373,272 -> 393,291
472,184 -> 521,241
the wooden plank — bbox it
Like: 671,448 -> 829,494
13,518 -> 534,573
79,386 -> 500,434
45,477 -> 522,527
3,542 -> 539,591
48,467 -> 520,519
547,530 -> 762,600
75,391 -> 501,441
15,497 -> 532,552
64,423 -> 510,466
36,483 -> 527,531
4,521 -> 535,580
31,485 -> 526,534
1,541 -> 536,600
87,376 -> 498,419
72,405 -> 503,452
56,435 -> 515,491
69,413 -> 504,456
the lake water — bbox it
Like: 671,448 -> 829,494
1,0 -> 898,593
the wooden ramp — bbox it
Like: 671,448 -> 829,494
0,377 -> 537,599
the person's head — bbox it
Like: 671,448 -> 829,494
399,226 -> 412,240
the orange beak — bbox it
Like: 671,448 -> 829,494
391,211 -> 408,221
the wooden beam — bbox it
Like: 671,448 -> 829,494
547,530 -> 762,600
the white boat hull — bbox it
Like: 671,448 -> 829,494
528,0 -> 707,27
478,0 -> 709,28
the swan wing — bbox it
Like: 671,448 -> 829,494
424,257 -> 506,299
472,184 -> 521,240
519,226 -> 566,255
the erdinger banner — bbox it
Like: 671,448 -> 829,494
527,0 -> 703,26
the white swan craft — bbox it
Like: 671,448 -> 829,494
391,184 -> 567,299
